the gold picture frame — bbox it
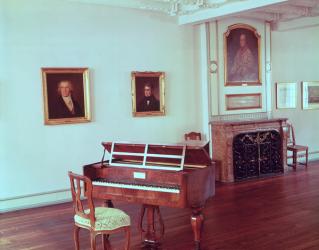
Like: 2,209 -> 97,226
42,67 -> 91,125
131,71 -> 165,117
276,82 -> 297,109
302,81 -> 319,110
226,93 -> 262,111
224,23 -> 261,86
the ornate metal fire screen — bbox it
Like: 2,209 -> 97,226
233,130 -> 283,181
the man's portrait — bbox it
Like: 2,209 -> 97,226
42,68 -> 91,125
224,24 -> 261,85
132,72 -> 165,117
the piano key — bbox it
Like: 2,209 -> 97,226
92,180 -> 180,194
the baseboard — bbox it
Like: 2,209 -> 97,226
0,189 -> 72,213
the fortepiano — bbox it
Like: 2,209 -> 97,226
83,141 -> 215,250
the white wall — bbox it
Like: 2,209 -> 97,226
0,0 -> 201,205
272,25 -> 319,155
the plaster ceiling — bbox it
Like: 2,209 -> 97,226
68,0 -> 319,25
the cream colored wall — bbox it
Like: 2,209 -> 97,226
271,26 -> 319,156
0,0 -> 201,205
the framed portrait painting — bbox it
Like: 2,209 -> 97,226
302,81 -> 319,110
276,82 -> 297,109
42,68 -> 91,125
131,71 -> 165,117
224,24 -> 261,86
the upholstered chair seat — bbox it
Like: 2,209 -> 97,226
74,207 -> 130,231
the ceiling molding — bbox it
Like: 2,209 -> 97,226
178,0 -> 289,25
67,0 -> 319,28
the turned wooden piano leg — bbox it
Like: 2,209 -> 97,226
139,204 -> 164,248
191,207 -> 204,250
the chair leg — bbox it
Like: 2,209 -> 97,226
102,234 -> 111,250
124,227 -> 131,250
90,232 -> 96,250
306,149 -> 309,167
73,225 -> 80,250
292,151 -> 297,169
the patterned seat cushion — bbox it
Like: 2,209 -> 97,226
74,207 -> 130,231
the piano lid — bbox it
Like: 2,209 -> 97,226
101,141 -> 211,170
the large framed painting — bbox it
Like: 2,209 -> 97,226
226,93 -> 262,111
42,68 -> 91,125
302,81 -> 319,110
276,82 -> 297,109
224,24 -> 261,86
131,71 -> 165,117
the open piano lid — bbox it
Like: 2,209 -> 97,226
101,141 -> 211,171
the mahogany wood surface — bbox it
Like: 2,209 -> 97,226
184,132 -> 202,141
1,162 -> 319,250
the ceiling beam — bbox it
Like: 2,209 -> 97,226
289,0 -> 319,8
236,11 -> 280,22
178,0 -> 290,25
273,15 -> 319,31
262,4 -> 310,15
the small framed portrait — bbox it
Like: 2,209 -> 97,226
302,81 -> 319,110
224,24 -> 261,86
276,82 -> 297,109
42,68 -> 91,125
131,71 -> 165,117
226,93 -> 262,111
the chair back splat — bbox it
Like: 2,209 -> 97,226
184,132 -> 202,141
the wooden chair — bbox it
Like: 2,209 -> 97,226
184,132 -> 202,141
287,123 -> 309,169
68,171 -> 131,250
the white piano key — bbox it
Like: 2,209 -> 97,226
92,181 -> 180,194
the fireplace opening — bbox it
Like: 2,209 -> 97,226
233,130 -> 283,181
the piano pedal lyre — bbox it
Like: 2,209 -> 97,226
139,204 -> 165,249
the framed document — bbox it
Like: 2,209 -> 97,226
276,82 -> 297,109
302,81 -> 319,110
226,93 -> 262,110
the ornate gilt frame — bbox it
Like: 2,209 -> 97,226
42,67 -> 91,125
224,23 -> 261,86
131,71 -> 165,117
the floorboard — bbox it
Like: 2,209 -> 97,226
1,162 -> 319,250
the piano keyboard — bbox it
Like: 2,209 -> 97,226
92,179 -> 180,194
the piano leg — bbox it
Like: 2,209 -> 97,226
191,207 -> 204,250
104,200 -> 114,208
139,204 -> 164,249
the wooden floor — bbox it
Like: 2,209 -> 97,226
1,162 -> 319,250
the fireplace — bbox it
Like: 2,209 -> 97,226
233,130 -> 283,181
211,118 -> 288,182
